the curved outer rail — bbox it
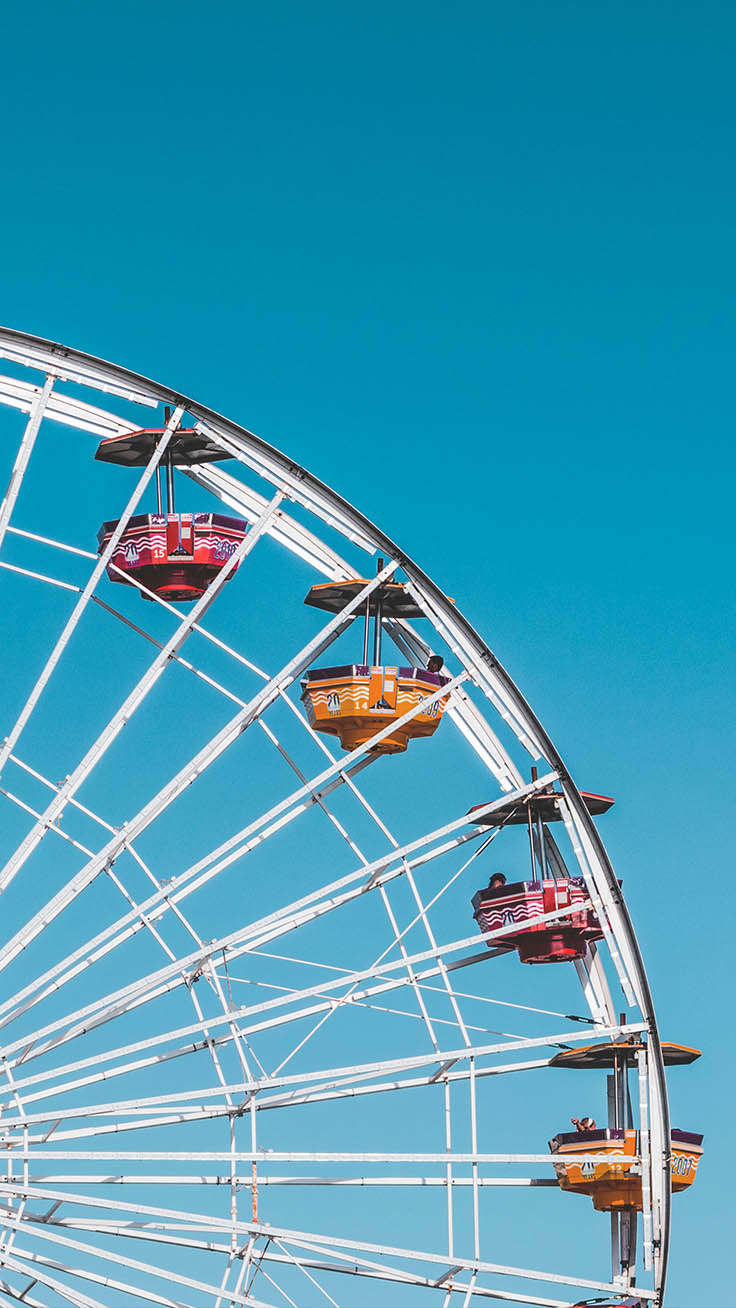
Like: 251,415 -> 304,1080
0,324 -> 671,1303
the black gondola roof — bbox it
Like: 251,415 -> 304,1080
95,428 -> 233,467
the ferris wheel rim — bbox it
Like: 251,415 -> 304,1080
0,323 -> 671,1306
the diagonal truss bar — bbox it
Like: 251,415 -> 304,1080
0,885 -> 595,1087
0,701 -> 526,1054
0,489 -> 285,893
0,563 -> 396,981
250,1226 -> 657,1302
0,1217 -> 275,1308
0,1251 -> 105,1308
0,858 -> 579,1076
0,1036 -> 550,1126
0,756 -> 378,1045
0,375 -> 55,551
0,405 -> 184,778
0,1022 -> 643,1132
3,511 -> 497,1082
0,1198 -> 636,1308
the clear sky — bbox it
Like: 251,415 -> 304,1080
1,3 -> 733,1305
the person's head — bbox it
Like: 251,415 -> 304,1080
427,654 -> 444,673
488,872 -> 507,891
580,1117 -> 595,1130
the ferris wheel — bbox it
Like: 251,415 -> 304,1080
0,326 -> 702,1308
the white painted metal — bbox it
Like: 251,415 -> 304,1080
0,325 -> 675,1307
0,564 -> 396,982
184,461 -> 352,580
0,374 -> 135,438
0,404 -> 184,777
0,374 -> 54,550
0,490 -> 285,890
0,773 -> 556,1050
638,1047 -> 653,1272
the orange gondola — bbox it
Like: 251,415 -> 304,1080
549,1126 -> 703,1211
301,570 -> 450,755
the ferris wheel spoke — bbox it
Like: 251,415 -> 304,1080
0,1275 -> 49,1308
257,1052 -> 551,1117
236,1243 -> 572,1307
0,892 -> 602,1082
0,750 -> 382,1042
0,903 -> 620,1096
0,1185 -> 264,1243
3,1037 -> 554,1127
5,523 -> 270,684
0,331 -> 680,1306
0,1251 -> 110,1308
0,407 -> 184,782
2,1245 -> 126,1308
0,1174 -> 559,1190
0,565 -> 398,987
0,775 -> 538,1052
2,1250 -> 201,1308
0,1022 -> 640,1141
0,489 -> 285,897
180,1216 -> 658,1302
0,559 -> 82,593
2,1146 -> 634,1169
0,1107 -> 237,1141
0,375 -> 55,553
0,1218 -> 276,1308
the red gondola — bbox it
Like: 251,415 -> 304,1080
95,422 -> 247,602
470,783 -> 614,963
471,875 -> 604,963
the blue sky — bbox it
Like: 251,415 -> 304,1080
1,3 -> 733,1304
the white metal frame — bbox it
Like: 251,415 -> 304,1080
0,325 -> 674,1308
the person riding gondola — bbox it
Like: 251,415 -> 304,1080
486,872 -> 507,893
571,1116 -> 597,1132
